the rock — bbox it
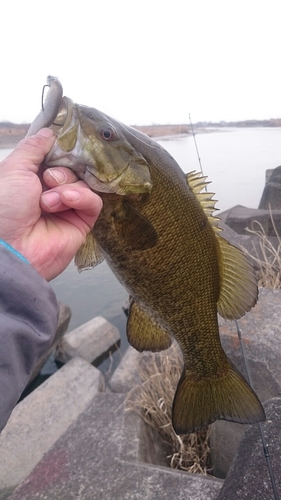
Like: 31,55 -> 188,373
219,204 -> 281,236
7,393 -> 223,500
210,332 -> 280,478
219,288 -> 281,384
210,288 -> 281,478
265,168 -> 274,184
0,357 -> 104,499
217,398 -> 281,500
55,316 -> 120,366
259,165 -> 281,209
28,302 -> 71,384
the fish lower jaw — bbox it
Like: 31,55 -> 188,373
84,170 -> 123,193
84,170 -> 152,195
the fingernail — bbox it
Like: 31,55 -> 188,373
63,190 -> 80,201
37,128 -> 55,138
41,191 -> 60,207
47,169 -> 66,184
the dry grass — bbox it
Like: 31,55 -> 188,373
126,342 -> 212,474
243,215 -> 281,289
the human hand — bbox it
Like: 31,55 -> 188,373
0,128 -> 102,281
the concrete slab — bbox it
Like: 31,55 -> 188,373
55,316 -> 120,366
218,398 -> 281,499
211,288 -> 281,478
8,393 -> 223,500
211,328 -> 281,478
0,357 -> 104,498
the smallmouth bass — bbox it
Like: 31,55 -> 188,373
42,89 -> 265,434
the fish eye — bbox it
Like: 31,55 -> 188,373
100,127 -> 116,141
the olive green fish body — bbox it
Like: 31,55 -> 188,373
94,130 -> 222,364
45,98 -> 265,433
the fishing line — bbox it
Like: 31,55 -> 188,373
188,114 -> 204,179
189,114 -> 279,499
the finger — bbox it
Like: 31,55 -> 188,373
60,189 -> 103,229
2,129 -> 56,174
41,182 -> 102,222
43,167 -> 79,188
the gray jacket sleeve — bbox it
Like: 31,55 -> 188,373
0,246 -> 59,432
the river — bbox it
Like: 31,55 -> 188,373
1,127 -> 281,371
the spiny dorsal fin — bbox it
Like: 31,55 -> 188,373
186,171 -> 220,230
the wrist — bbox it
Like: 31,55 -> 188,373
0,239 -> 29,264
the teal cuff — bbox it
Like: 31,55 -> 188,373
0,239 -> 29,264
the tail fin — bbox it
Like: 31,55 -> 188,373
172,359 -> 265,434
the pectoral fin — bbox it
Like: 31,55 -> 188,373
127,299 -> 172,352
74,232 -> 104,272
217,236 -> 258,319
114,201 -> 158,250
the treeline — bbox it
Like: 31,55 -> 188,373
194,118 -> 281,128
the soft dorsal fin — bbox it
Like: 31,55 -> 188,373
186,170 -> 258,319
216,236 -> 258,319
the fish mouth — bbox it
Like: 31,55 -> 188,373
46,153 -> 152,196
84,164 -> 152,195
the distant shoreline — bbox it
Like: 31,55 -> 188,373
0,123 -> 190,150
1,119 -> 281,150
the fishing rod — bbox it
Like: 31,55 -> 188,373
188,114 -> 280,500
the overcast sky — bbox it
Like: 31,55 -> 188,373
1,0 -> 280,125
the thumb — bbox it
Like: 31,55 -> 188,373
3,128 -> 56,174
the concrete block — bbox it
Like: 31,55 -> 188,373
219,204 -> 281,236
8,393 -> 223,500
55,316 -> 120,366
109,346 -> 142,392
0,357 -> 104,498
259,165 -> 281,209
211,288 -> 281,478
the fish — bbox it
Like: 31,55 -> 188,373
41,88 -> 265,434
